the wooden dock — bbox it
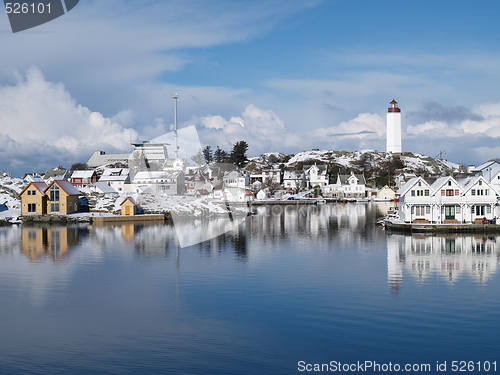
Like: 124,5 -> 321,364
385,220 -> 500,233
92,214 -> 165,224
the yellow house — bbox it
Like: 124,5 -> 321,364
44,180 -> 80,214
19,182 -> 49,214
120,197 -> 138,216
19,180 -> 80,215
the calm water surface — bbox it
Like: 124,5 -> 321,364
0,203 -> 498,374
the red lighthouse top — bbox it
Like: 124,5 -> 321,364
388,99 -> 400,113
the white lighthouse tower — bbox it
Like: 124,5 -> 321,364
386,99 -> 402,154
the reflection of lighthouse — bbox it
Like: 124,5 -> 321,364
387,99 -> 402,153
387,235 -> 403,293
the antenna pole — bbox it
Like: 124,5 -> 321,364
172,93 -> 179,159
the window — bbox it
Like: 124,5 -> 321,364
426,206 -> 431,214
487,206 -> 492,214
448,181 -> 452,186
415,206 -> 427,217
50,203 -> 60,212
446,190 -> 454,196
472,189 -> 476,195
485,189 -> 489,195
441,190 -> 445,196
27,203 -> 36,212
425,190 -> 429,196
49,186 -> 60,201
475,205 -> 485,216
27,190 -> 36,195
479,180 -> 483,186
411,190 -> 415,196
456,206 -> 461,214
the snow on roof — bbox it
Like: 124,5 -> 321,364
471,161 -> 498,172
71,170 -> 95,178
93,182 -> 117,194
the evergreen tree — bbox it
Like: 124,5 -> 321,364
191,149 -> 205,165
214,146 -> 229,163
230,140 -> 249,168
202,145 -> 213,164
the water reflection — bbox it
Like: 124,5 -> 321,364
21,226 -> 81,261
388,233 -> 500,290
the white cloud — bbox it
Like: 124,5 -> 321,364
0,67 -> 139,174
314,113 -> 385,138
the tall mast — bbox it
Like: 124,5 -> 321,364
172,93 -> 179,159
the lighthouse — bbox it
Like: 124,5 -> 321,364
386,99 -> 402,154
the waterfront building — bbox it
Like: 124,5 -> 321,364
396,175 -> 498,223
19,180 -> 80,215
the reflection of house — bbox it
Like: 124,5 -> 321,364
397,175 -> 498,224
70,170 -> 98,187
21,226 -> 80,261
388,234 -> 500,285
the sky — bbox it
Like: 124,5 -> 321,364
2,0 -> 500,175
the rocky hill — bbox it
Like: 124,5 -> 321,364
248,149 -> 462,175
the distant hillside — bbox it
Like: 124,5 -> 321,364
247,149 -> 463,187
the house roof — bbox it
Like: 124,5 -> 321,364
19,181 -> 49,196
44,168 -> 68,179
101,168 -> 130,176
46,180 -> 81,196
338,173 -> 366,185
93,182 -> 117,194
470,161 -> 499,173
120,196 -> 137,206
71,170 -> 95,179
396,177 -> 421,196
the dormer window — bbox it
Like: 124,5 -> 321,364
479,180 -> 482,186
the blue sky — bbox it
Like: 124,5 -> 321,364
2,0 -> 500,175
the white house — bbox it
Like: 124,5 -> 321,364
130,170 -> 185,195
256,189 -> 269,200
99,168 -> 130,193
376,186 -> 396,201
396,175 -> 498,224
304,164 -> 328,188
223,170 -> 249,189
283,170 -> 306,191
336,172 -> 366,199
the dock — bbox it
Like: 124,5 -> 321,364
92,214 -> 165,224
385,220 -> 500,233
